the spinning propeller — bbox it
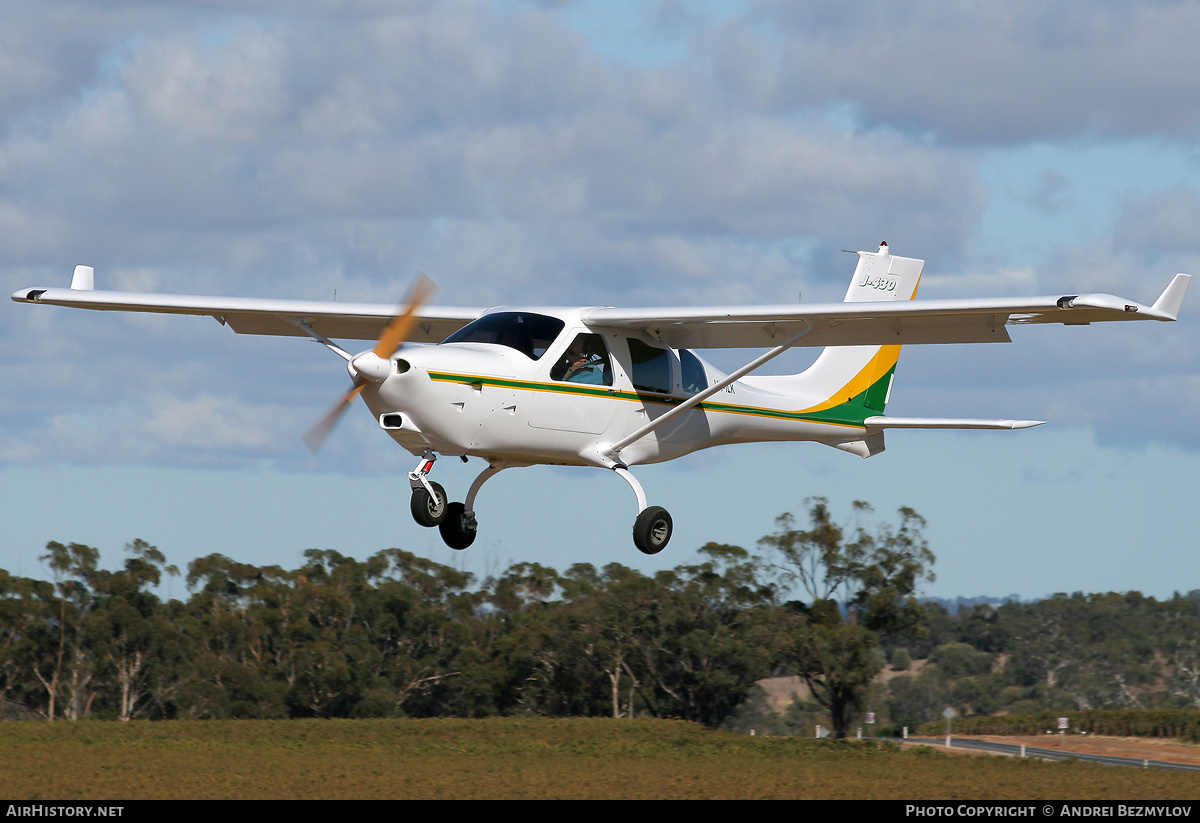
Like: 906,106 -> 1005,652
303,273 -> 435,452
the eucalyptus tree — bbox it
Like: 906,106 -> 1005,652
0,569 -> 55,717
365,548 -> 479,717
586,544 -> 782,727
87,539 -> 179,721
664,544 -> 782,726
761,499 -> 935,737
183,553 -> 294,718
37,542 -> 100,720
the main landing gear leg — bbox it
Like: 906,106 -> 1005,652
613,466 -> 673,555
439,464 -> 505,551
408,449 -> 448,528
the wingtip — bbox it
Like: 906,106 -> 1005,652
1151,273 -> 1190,320
71,265 -> 94,291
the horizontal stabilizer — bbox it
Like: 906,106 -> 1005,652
864,416 -> 1044,430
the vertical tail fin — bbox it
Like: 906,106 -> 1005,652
744,243 -> 924,448
797,243 -> 923,414
795,243 -> 923,457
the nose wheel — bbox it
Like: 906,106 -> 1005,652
408,451 -> 449,527
410,481 -> 448,527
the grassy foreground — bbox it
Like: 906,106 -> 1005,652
3,718 -> 1200,800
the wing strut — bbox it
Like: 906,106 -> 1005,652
603,322 -> 815,461
287,318 -> 353,361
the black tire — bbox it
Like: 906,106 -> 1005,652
410,482 -> 448,527
439,502 -> 477,550
632,506 -> 672,555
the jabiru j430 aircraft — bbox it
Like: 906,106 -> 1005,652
12,243 -> 1190,554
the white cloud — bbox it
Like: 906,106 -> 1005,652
143,392 -> 289,450
1114,185 -> 1200,255
0,0 -> 1195,478
719,1 -> 1200,144
123,33 -> 291,142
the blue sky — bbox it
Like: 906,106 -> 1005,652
1,0 -> 1198,601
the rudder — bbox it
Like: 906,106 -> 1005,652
792,243 -> 923,415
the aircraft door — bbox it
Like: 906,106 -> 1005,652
529,332 -> 616,435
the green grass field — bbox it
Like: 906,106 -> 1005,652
3,718 -> 1199,800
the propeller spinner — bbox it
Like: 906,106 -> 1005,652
303,273 -> 435,452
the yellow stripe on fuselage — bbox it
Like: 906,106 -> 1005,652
425,366 -> 889,430
791,344 -> 900,415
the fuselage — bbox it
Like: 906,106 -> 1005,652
361,307 -> 880,468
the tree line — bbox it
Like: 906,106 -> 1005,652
737,588 -> 1200,738
871,587 -> 1200,735
0,499 -> 935,735
5,500 -> 1198,737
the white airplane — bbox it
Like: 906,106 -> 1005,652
12,243 -> 1190,554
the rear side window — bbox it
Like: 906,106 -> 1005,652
679,349 -> 707,395
628,339 -> 671,394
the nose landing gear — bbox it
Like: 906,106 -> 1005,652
408,453 -> 496,550
408,451 -> 448,527
410,481 -> 448,527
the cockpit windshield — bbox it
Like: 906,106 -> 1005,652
440,312 -> 565,360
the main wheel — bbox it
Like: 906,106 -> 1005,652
632,506 -> 672,555
439,502 -> 477,550
410,482 -> 448,527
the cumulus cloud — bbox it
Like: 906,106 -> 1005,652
1114,185 -> 1200,255
0,3 -> 988,287
1,0 -> 1196,476
142,393 -> 292,451
710,0 -> 1200,144
1026,170 -> 1073,215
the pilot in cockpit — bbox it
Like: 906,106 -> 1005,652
553,334 -> 611,385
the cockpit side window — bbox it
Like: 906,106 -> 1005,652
550,333 -> 613,386
628,339 -> 672,394
679,349 -> 707,395
441,312 -> 565,360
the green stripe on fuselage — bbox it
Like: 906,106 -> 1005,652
426,369 -> 893,429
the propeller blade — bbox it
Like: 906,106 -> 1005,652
303,273 -> 436,453
303,382 -> 366,453
373,271 -> 435,359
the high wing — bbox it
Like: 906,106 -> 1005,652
11,267 -> 480,343
583,274 -> 1191,349
11,263 -> 1189,348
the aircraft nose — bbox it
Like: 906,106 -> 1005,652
347,351 -> 391,382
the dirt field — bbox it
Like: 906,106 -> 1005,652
907,735 -> 1200,766
757,675 -> 1200,768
